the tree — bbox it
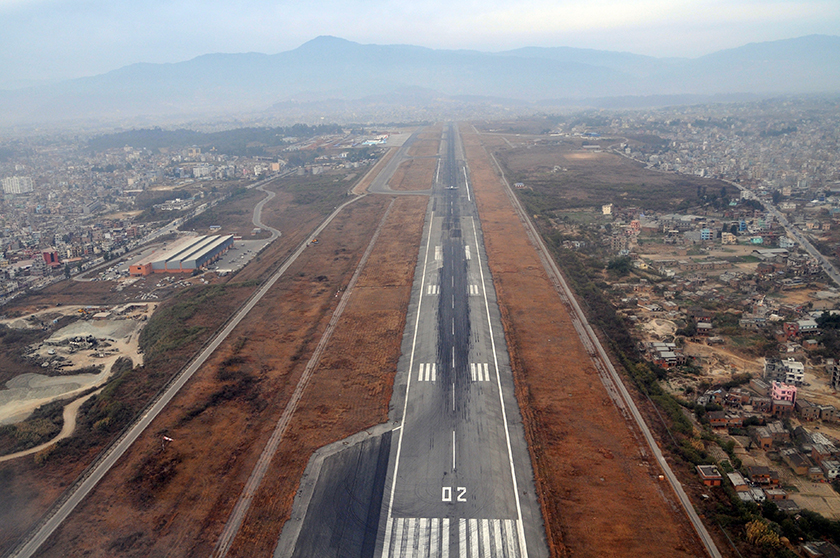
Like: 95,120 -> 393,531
607,256 -> 632,277
772,190 -> 782,204
63,264 -> 71,279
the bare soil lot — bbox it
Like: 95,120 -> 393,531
463,126 -> 704,557
406,127 -> 441,158
182,187 -> 274,239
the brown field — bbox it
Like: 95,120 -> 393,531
461,125 -> 705,558
227,195 -> 427,557
0,167 -> 381,555
388,157 -> 437,191
407,142 -> 440,157
28,194 -> 428,558
497,141 -> 727,212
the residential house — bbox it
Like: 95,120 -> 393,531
820,405 -> 840,422
797,399 -> 821,421
696,465 -> 723,487
727,471 -> 749,492
781,448 -> 811,475
763,488 -> 788,501
821,460 -> 840,480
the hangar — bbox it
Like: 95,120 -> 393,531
129,235 -> 234,276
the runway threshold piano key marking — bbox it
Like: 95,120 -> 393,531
381,517 -> 522,558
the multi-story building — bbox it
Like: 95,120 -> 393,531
828,359 -> 840,391
764,357 -> 805,385
2,176 -> 34,194
771,381 -> 797,404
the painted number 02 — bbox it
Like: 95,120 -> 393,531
442,486 -> 467,502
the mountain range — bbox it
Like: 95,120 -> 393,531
1,35 -> 838,127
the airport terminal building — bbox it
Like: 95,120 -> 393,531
129,235 -> 234,276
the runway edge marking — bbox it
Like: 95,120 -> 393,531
381,208 -> 435,558
470,215 -> 529,557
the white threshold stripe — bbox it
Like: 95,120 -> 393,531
381,209 -> 435,558
394,518 -> 405,558
493,520 -> 503,558
504,519 -> 517,557
481,520 -> 491,558
442,518 -> 450,558
406,519 -> 416,558
470,215 -> 529,557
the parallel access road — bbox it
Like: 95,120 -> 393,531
6,184 -> 364,558
375,124 -> 547,558
487,147 -> 722,558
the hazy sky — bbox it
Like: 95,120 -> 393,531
1,0 -> 837,89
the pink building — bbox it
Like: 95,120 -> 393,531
771,381 -> 797,404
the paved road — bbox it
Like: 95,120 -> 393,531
367,132 -> 433,196
375,124 -> 547,558
761,198 -> 840,287
253,182 -> 282,239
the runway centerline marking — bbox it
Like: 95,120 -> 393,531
452,430 -> 456,471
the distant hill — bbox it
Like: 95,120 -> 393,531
1,34 -> 838,126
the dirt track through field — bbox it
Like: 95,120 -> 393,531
461,126 -> 706,558
211,198 -> 397,558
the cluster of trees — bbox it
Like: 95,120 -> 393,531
87,124 -> 345,155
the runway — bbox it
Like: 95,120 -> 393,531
376,124 -> 547,557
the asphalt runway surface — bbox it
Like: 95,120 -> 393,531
277,124 -> 547,558
376,124 -> 547,557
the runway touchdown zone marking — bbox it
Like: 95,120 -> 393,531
417,363 -> 437,382
469,363 -> 491,382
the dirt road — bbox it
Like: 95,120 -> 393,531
0,390 -> 101,464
